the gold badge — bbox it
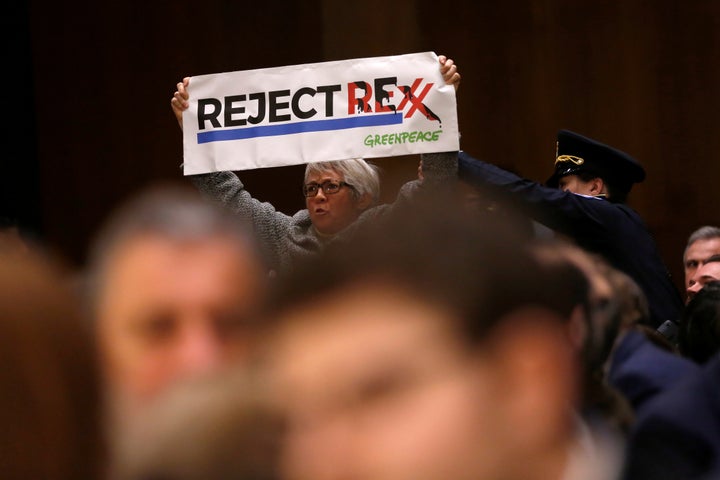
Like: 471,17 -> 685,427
555,155 -> 585,166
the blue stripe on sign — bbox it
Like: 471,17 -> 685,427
196,113 -> 403,144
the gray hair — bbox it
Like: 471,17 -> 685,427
304,158 -> 381,206
84,183 -> 264,308
684,225 -> 720,262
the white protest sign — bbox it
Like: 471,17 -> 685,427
182,51 -> 459,175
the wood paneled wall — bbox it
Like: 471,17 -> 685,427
21,0 -> 720,293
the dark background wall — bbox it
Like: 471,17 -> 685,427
4,0 -> 719,294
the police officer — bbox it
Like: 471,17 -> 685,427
457,129 -> 684,328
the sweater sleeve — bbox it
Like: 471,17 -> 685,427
419,150 -> 458,183
189,171 -> 297,266
457,150 -> 613,234
347,150 -> 459,234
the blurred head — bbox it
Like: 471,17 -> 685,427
530,240 -> 631,351
86,184 -> 268,420
573,256 -> 650,373
0,250 -> 103,480
536,242 -> 650,369
678,281 -> 720,364
530,240 -> 595,349
303,159 -> 379,235
530,240 -> 635,431
686,254 -> 720,302
261,204 -> 580,480
683,226 -> 720,290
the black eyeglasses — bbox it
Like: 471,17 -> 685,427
302,180 -> 353,197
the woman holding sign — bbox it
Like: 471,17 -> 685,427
170,55 -> 460,275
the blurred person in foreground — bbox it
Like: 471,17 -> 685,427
110,367 -> 284,480
531,239 -> 634,435
83,184 -> 269,462
0,249 -> 105,479
258,197 -> 623,480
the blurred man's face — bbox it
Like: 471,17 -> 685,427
97,234 -> 264,407
266,283 -> 566,480
684,237 -> 720,289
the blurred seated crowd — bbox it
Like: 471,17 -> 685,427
0,177 -> 717,480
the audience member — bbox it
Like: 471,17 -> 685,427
457,130 -> 684,328
83,183 -> 269,464
608,326 -> 700,416
607,281 -> 701,416
683,225 -> 720,291
0,250 -> 105,480
170,56 -> 461,274
530,239 -> 597,352
654,226 -> 720,341
259,200 -> 623,480
605,251 -> 700,416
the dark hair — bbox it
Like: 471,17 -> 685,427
264,195 -> 569,346
684,225 -> 720,260
576,171 -> 628,204
529,239 -> 638,432
678,281 -> 720,364
530,239 -> 592,320
0,215 -> 18,229
85,182 -> 266,310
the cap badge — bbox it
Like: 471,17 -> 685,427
555,155 -> 585,166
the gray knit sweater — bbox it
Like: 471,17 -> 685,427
190,152 -> 457,273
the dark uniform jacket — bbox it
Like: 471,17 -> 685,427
458,151 -> 683,327
608,329 -> 700,412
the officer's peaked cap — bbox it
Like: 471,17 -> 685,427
546,130 -> 646,194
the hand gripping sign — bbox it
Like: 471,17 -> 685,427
182,52 -> 459,175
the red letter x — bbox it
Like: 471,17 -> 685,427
396,79 -> 435,119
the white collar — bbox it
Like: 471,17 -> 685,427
560,414 -> 625,480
